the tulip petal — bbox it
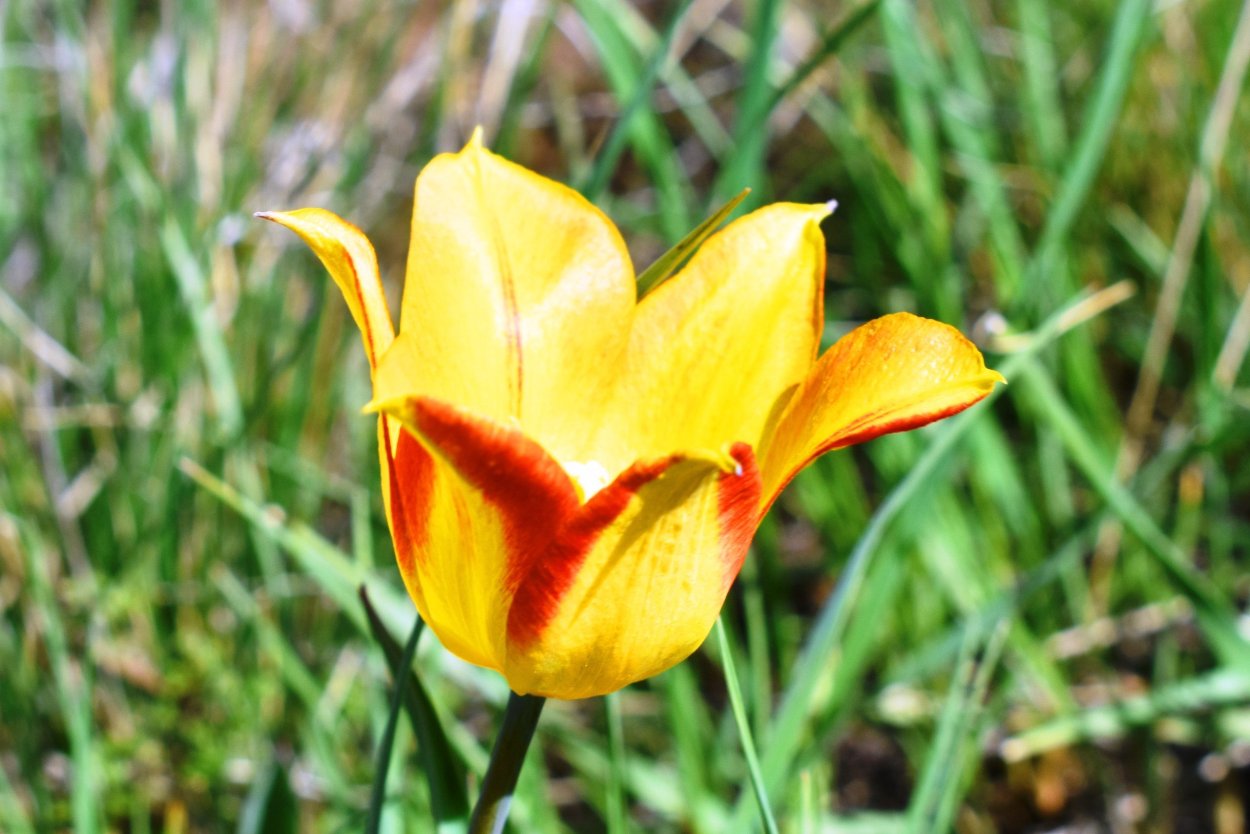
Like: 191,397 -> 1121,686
256,208 -> 394,371
588,203 -> 830,474
382,133 -> 635,464
371,394 -> 581,671
504,444 -> 762,699
257,209 -> 406,526
759,312 -> 1005,505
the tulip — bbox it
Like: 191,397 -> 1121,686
258,133 -> 1003,700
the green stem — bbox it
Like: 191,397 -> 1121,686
468,692 -> 547,834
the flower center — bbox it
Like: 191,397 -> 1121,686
563,460 -> 611,502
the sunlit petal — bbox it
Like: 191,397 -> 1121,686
371,394 -> 581,670
504,444 -> 761,699
759,313 -> 1005,506
585,203 -> 830,473
256,208 -> 394,371
386,133 -> 635,465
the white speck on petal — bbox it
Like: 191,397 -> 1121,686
563,460 -> 612,502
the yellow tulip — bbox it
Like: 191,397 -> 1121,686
258,133 -> 1004,700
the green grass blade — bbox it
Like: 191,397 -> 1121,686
905,623 -> 979,831
907,621 -> 1007,832
1015,0 -> 1067,171
214,568 -> 324,709
1026,0 -> 1153,309
1015,360 -> 1250,667
660,664 -> 720,832
162,218 -> 243,439
495,6 -> 559,157
571,0 -> 693,238
729,284 -> 1134,830
879,0 -> 947,253
715,618 -> 780,834
14,516 -> 99,834
711,0 -> 781,204
931,0 -> 1028,299
0,766 -> 33,834
579,0 -> 696,202
179,458 -> 413,637
604,691 -> 628,834
768,1 -> 881,112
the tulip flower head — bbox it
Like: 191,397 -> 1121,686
258,132 -> 1004,700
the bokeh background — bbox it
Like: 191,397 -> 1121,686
3,0 -> 1250,830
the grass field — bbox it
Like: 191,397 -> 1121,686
3,0 -> 1250,831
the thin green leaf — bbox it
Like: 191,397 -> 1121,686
365,607 -> 425,834
162,218 -> 243,439
636,188 -> 750,296
1015,0 -> 1067,172
361,589 -> 470,831
715,618 -> 779,834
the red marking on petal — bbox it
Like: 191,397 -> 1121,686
759,391 -> 995,517
816,392 -> 994,459
410,398 -> 579,590
717,443 -> 762,592
506,455 -> 680,647
345,258 -> 377,368
386,421 -> 435,575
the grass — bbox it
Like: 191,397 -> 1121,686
2,0 -> 1250,830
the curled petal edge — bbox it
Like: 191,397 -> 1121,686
759,312 -> 1005,507
256,208 -> 394,371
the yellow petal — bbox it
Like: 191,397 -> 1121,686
256,208 -> 394,371
379,135 -> 635,465
759,312 -> 1005,505
585,203 -> 831,475
504,444 -> 762,699
370,394 -> 581,672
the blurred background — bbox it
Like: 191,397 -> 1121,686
2,0 -> 1250,830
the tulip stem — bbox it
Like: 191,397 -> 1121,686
468,692 -> 546,834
